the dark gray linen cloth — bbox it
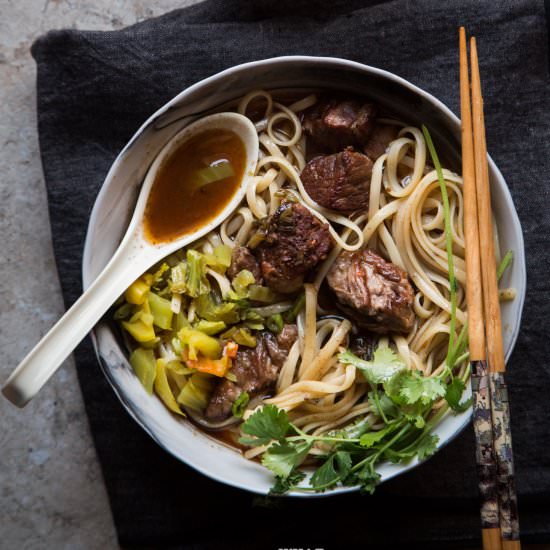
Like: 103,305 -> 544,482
31,0 -> 550,547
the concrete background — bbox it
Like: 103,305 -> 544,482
0,1 -> 201,548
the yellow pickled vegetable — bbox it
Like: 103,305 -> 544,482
214,244 -> 232,268
154,359 -> 185,416
122,319 -> 155,343
129,348 -> 156,393
177,373 -> 212,411
148,292 -> 173,330
122,301 -> 156,342
194,320 -> 226,335
165,360 -> 191,391
140,337 -> 161,349
176,311 -> 191,331
125,278 -> 150,305
232,269 -> 255,297
221,326 -> 256,347
178,327 -> 221,360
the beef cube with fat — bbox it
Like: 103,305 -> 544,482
327,248 -> 415,333
303,98 -> 378,153
300,148 -> 372,212
363,124 -> 398,161
205,325 -> 298,421
256,202 -> 333,293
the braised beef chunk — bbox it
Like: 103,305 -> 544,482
227,246 -> 262,284
274,324 -> 299,352
363,124 -> 398,161
204,325 -> 298,421
300,148 -> 373,212
303,98 -> 378,153
264,324 -> 298,365
327,248 -> 415,333
256,202 -> 333,293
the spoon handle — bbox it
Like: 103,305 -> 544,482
2,247 -> 154,407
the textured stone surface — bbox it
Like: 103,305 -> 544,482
0,1 -> 201,548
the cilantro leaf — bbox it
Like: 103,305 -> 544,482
367,391 -> 400,420
359,423 -> 400,448
402,406 -> 426,429
415,434 -> 440,460
407,414 -> 425,429
262,441 -> 312,478
270,470 -> 306,495
231,391 -> 250,418
310,451 -> 352,491
331,416 -> 373,440
399,372 -> 446,405
239,405 -> 291,445
339,347 -> 406,386
356,460 -> 381,494
445,378 -> 472,413
384,449 -> 416,464
384,447 -> 417,464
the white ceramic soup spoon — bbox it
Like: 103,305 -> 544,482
2,112 -> 259,407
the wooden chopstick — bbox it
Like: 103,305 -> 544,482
469,35 -> 521,550
459,27 -> 502,550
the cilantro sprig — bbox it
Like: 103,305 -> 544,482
240,346 -> 453,495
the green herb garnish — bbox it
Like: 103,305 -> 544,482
232,391 -> 250,418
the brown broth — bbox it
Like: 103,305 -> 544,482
143,129 -> 246,244
206,427 -> 247,453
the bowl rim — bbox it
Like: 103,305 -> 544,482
82,55 -> 526,497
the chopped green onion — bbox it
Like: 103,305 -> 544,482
422,126 -> 457,368
497,250 -> 513,280
232,391 -> 250,418
266,313 -> 284,334
284,292 -> 305,323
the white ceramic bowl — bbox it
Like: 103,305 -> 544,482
82,56 -> 526,496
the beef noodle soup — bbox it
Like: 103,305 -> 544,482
115,90 -> 513,494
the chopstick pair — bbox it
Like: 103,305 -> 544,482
459,27 -> 521,550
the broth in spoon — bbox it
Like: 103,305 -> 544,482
144,129 -> 246,244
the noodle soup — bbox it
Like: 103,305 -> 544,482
114,89 -> 513,494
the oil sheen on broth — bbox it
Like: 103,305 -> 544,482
144,129 -> 246,244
